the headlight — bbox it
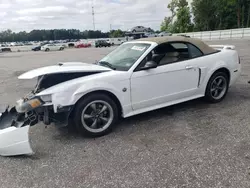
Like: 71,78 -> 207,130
40,95 -> 52,103
27,98 -> 43,108
16,98 -> 44,113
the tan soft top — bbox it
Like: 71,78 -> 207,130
136,36 -> 217,55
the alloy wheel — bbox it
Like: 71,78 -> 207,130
210,76 -> 227,100
81,100 -> 114,133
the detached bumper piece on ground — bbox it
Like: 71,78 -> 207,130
0,106 -> 33,156
0,98 -> 72,157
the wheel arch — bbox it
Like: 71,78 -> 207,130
204,67 -> 231,103
205,67 -> 231,93
211,67 -> 231,83
68,90 -> 123,121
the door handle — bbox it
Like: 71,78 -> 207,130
185,65 -> 194,70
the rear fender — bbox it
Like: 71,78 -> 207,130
200,60 -> 230,90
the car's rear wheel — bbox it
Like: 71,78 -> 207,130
205,71 -> 229,103
45,48 -> 50,52
74,93 -> 119,137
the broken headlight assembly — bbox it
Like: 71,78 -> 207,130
15,97 -> 44,113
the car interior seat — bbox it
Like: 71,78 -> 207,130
158,52 -> 180,65
153,44 -> 180,65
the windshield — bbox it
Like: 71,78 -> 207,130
98,43 -> 151,71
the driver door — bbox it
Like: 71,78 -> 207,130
130,42 -> 200,111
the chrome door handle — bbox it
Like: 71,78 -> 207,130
185,65 -> 193,70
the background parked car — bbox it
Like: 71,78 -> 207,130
127,26 -> 150,33
158,31 -> 172,37
41,44 -> 64,52
0,47 -> 11,52
106,38 -> 125,45
32,46 -> 41,51
144,32 -> 158,37
68,43 -> 75,48
95,40 -> 111,48
76,43 -> 91,48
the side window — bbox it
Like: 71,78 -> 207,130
135,42 -> 204,71
156,42 -> 187,66
187,43 -> 203,58
135,51 -> 155,71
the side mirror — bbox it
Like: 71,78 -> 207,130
140,61 -> 158,70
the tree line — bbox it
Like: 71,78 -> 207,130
161,0 -> 250,33
1,0 -> 250,42
0,29 -> 127,42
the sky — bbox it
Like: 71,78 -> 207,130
0,0 -> 192,32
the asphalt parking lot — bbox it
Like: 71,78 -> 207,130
1,39 -> 250,188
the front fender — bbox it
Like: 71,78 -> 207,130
73,83 -> 121,100
72,81 -> 129,108
51,80 -> 131,115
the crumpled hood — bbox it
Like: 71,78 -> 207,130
18,62 -> 111,79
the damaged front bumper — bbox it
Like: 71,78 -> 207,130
0,97 -> 73,157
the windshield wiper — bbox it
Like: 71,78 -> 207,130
98,61 -> 116,70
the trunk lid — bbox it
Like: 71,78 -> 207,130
209,45 -> 236,50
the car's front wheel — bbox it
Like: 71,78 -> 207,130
205,71 -> 229,103
74,93 -> 119,137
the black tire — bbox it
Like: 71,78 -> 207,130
45,48 -> 50,52
74,93 -> 119,137
59,47 -> 64,50
205,71 -> 229,103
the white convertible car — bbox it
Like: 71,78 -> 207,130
0,36 -> 241,156
41,44 -> 65,52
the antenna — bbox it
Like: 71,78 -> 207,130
92,0 -> 95,30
